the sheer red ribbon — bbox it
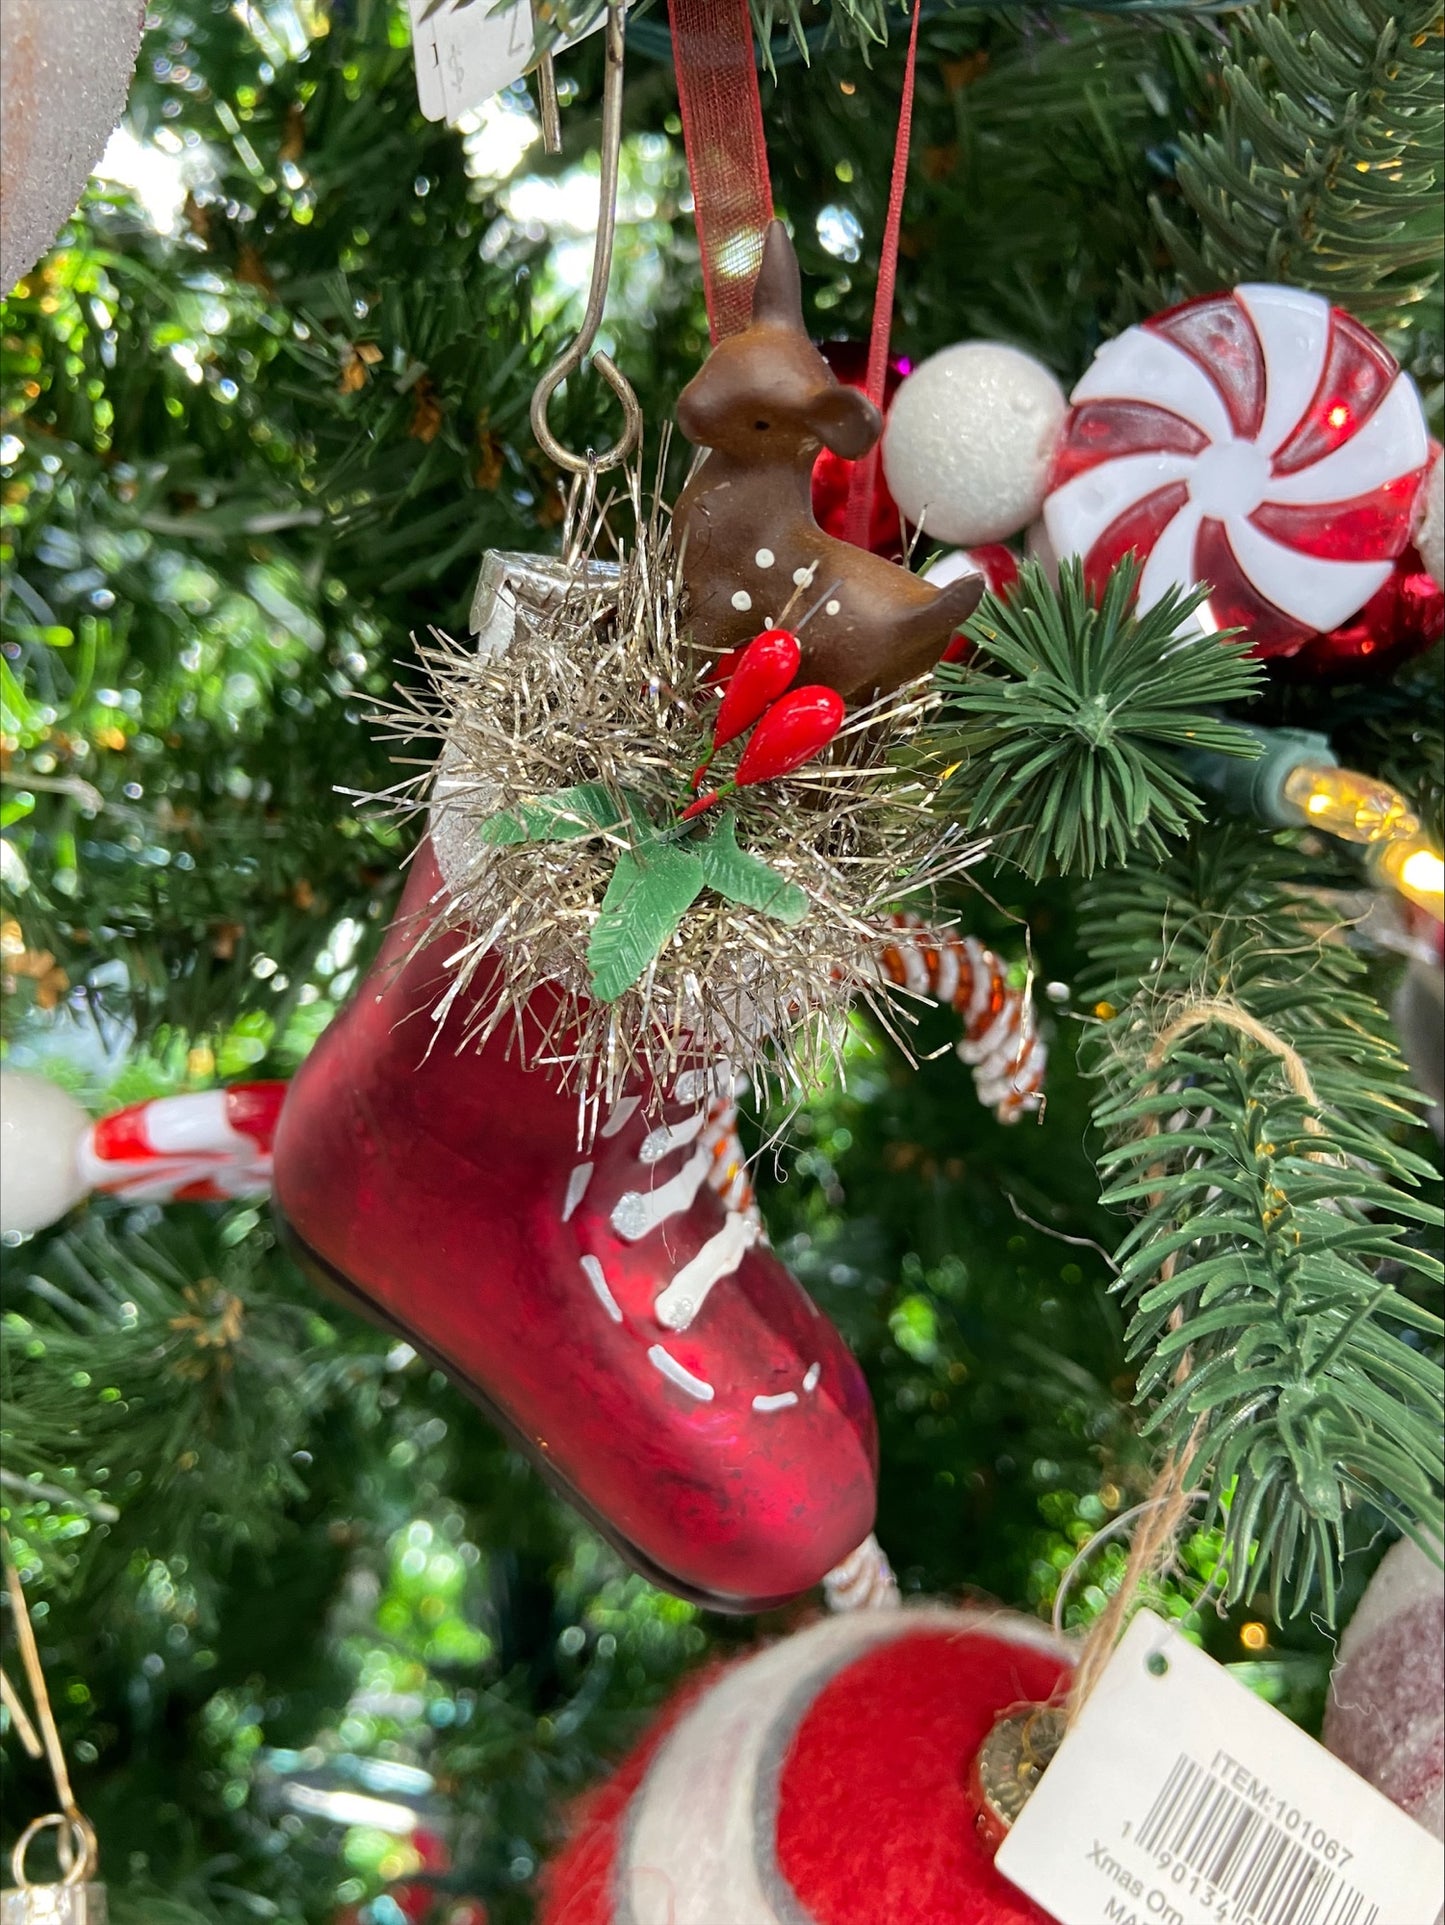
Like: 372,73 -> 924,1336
842,0 -> 922,549
669,0 -> 774,343
670,0 -> 921,546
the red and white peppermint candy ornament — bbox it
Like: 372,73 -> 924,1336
1043,285 -> 1433,657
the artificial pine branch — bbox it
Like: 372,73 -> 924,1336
932,558 -> 1262,879
1155,0 -> 1445,328
1,1211 -> 376,1613
1080,827 -> 1444,1620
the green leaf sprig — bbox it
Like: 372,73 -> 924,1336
480,790 -> 807,1002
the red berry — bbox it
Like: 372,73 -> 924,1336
712,629 -> 802,749
734,687 -> 846,786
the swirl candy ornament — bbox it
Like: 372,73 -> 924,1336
1043,285 -> 1434,659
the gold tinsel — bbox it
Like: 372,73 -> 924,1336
372,472 -> 984,1112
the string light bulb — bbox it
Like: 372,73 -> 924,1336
1371,835 -> 1445,922
1180,724 -> 1444,923
1279,762 -> 1420,845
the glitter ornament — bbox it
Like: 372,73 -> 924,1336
1043,285 -> 1433,659
1414,447 -> 1444,590
0,0 -> 147,293
881,342 -> 1068,547
810,341 -> 909,558
1323,1536 -> 1444,1840
1265,545 -> 1443,682
538,1606 -> 1069,1925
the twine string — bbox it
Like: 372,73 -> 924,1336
1059,993 -> 1336,1725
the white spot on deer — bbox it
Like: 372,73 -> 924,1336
825,598 -> 841,617
755,548 -> 775,569
731,589 -> 753,612
793,565 -> 816,587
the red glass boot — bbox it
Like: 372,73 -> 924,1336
271,839 -> 878,1611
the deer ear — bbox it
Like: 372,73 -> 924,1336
806,385 -> 882,459
751,220 -> 805,331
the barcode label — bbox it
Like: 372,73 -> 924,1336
1137,1753 -> 1376,1925
996,1612 -> 1444,1925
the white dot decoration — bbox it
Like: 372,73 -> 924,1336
755,548 -> 775,569
825,599 -> 841,617
731,589 -> 753,612
792,566 -> 815,587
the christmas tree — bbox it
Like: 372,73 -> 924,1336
1,1 -> 1440,1920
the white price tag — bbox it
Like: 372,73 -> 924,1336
997,1610 -> 1444,1925
407,0 -> 612,125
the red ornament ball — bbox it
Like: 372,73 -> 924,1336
539,1606 -> 1071,1925
1265,544 -> 1443,681
811,341 -> 910,559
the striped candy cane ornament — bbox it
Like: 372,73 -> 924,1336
0,1073 -> 288,1236
78,1084 -> 288,1204
877,913 -> 1046,1122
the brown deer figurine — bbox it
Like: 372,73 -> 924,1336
674,221 -> 984,700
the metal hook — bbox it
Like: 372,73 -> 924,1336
529,1 -> 642,476
529,0 -> 562,152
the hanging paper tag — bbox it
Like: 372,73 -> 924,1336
407,0 -> 614,125
996,1610 -> 1444,1925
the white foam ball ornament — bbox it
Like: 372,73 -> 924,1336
882,343 -> 1067,547
0,1069 -> 90,1235
0,0 -> 148,295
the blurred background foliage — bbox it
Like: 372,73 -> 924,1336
1,1 -> 1435,1919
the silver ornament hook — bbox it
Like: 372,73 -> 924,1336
528,1 -> 642,477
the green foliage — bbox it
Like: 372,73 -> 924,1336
478,782 -> 633,844
2,1 -> 1440,1916
1080,828 -> 1444,1620
933,559 -> 1263,879
694,811 -> 809,922
1156,0 -> 1445,328
587,836 -> 706,998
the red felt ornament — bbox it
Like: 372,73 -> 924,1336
810,341 -> 910,558
538,1605 -> 1070,1925
1264,544 -> 1443,682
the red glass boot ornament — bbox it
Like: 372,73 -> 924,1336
271,842 -> 878,1612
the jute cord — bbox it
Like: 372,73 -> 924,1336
1061,994 -> 1336,1725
